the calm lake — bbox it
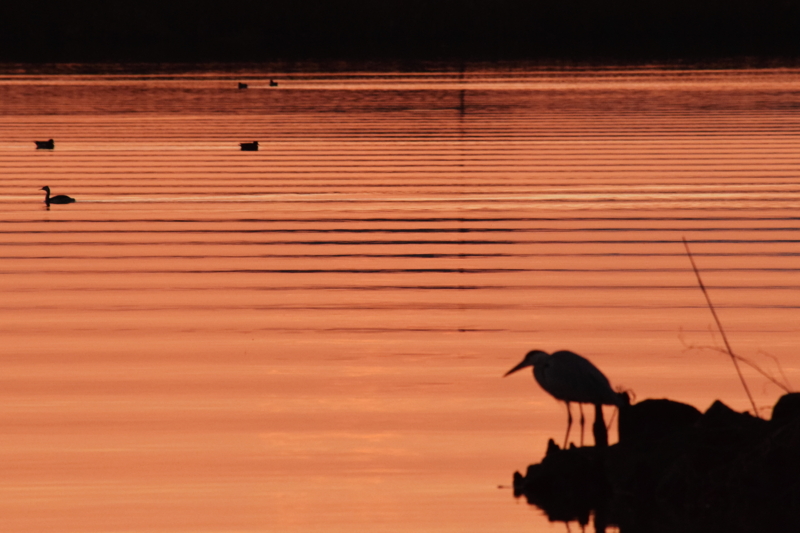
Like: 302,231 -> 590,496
0,65 -> 798,532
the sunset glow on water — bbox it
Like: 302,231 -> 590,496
0,67 -> 799,531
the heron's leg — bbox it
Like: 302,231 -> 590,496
579,403 -> 585,447
563,402 -> 572,449
593,403 -> 608,448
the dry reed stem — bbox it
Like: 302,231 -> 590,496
682,237 -> 760,418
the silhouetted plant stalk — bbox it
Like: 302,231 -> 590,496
678,325 -> 792,394
682,237 -> 760,417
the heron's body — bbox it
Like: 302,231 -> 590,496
41,186 -> 75,206
530,350 -> 618,406
505,349 -> 620,448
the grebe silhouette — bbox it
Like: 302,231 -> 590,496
41,186 -> 76,205
269,79 -> 278,87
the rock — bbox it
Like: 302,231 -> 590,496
512,395 -> 800,531
619,398 -> 701,445
771,392 -> 800,426
698,400 -> 766,432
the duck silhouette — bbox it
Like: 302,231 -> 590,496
238,82 -> 248,89
41,186 -> 75,206
35,139 -> 54,149
240,141 -> 259,151
269,79 -> 278,87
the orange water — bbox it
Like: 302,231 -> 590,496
0,67 -> 799,532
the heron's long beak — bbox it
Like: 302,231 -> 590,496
504,359 -> 531,377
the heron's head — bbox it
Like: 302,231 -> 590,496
41,186 -> 50,192
503,349 -> 550,377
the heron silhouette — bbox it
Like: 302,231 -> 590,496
41,186 -> 75,206
505,349 -> 620,448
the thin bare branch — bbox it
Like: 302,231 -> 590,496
682,237 -> 760,418
755,351 -> 793,392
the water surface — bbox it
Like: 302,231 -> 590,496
1,66 -> 799,532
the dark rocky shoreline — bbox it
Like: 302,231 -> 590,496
512,393 -> 800,532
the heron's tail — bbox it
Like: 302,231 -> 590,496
616,390 -> 630,407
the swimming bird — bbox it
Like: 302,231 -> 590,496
238,82 -> 248,89
505,349 -> 620,448
35,139 -> 54,149
269,79 -> 278,87
41,186 -> 75,205
240,141 -> 259,151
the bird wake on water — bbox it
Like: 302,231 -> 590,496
505,349 -> 621,449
